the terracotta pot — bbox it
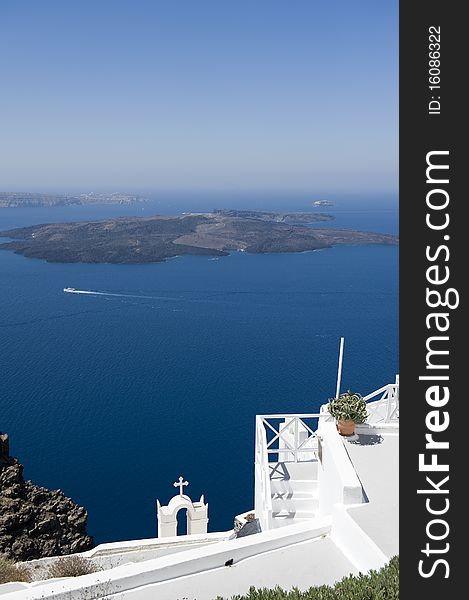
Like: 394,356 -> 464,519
336,419 -> 355,436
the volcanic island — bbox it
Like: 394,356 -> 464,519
0,209 -> 398,264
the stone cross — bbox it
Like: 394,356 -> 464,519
173,476 -> 189,496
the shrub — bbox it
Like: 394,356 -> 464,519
47,556 -> 99,579
0,554 -> 31,584
215,556 -> 399,600
327,390 -> 368,424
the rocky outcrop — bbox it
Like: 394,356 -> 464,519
0,437 -> 93,561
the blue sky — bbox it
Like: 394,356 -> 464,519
0,0 -> 397,195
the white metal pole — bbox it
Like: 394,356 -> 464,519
335,337 -> 345,399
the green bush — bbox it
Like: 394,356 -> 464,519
216,556 -> 399,600
0,554 -> 31,584
327,390 -> 368,424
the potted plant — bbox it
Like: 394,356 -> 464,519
327,390 -> 368,436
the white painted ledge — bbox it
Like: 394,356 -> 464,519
1,519 -> 332,600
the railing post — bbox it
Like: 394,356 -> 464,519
386,385 -> 392,422
294,417 -> 299,463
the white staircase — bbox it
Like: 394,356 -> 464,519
269,460 -> 319,527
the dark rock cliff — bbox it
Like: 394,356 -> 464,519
0,434 -> 94,561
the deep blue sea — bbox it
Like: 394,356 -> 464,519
0,193 -> 398,543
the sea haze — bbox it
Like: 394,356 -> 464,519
0,196 -> 398,543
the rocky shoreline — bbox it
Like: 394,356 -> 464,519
0,434 -> 93,562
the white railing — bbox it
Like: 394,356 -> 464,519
254,416 -> 273,531
254,413 -> 323,530
257,414 -> 322,462
363,375 -> 399,424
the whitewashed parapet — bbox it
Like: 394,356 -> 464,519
330,504 -> 388,573
0,520 -> 331,600
316,421 -> 365,516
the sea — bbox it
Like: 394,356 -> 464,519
0,192 -> 398,543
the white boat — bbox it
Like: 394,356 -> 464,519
312,200 -> 334,207
63,287 -> 97,295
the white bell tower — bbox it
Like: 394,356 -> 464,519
156,476 -> 209,538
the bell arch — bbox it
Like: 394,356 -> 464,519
156,479 -> 208,538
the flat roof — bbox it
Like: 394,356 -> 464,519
141,536 -> 357,599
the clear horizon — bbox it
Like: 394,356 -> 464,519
0,0 -> 397,196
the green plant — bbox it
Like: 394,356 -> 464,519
47,556 -> 99,579
0,554 -> 31,584
215,556 -> 399,600
327,390 -> 368,424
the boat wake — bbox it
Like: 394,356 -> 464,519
63,287 -> 268,307
63,288 -> 173,300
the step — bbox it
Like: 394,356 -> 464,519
271,509 -> 317,520
270,516 -> 313,529
269,461 -> 319,482
271,495 -> 319,513
270,479 -> 318,495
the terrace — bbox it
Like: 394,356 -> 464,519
1,379 -> 399,599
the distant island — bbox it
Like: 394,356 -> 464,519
0,192 -> 146,208
0,209 -> 398,264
